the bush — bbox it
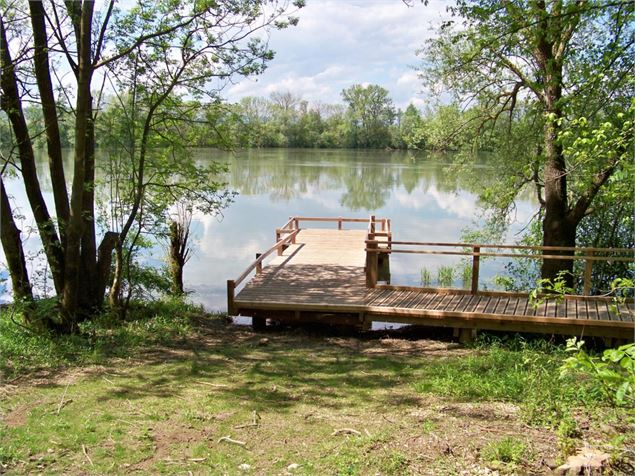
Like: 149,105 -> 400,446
560,338 -> 635,406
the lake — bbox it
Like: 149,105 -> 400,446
2,148 -> 536,309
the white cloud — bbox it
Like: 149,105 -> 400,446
224,0 -> 451,109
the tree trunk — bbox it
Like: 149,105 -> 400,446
79,108 -> 99,314
96,231 -> 119,307
169,220 -> 186,295
28,0 -> 70,250
0,178 -> 33,305
0,17 -> 65,294
61,1 -> 94,325
534,6 -> 575,285
109,244 -> 124,310
540,113 -> 575,283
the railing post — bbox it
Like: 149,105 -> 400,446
471,246 -> 480,294
381,219 -> 385,231
583,251 -> 594,295
370,215 -> 375,234
255,253 -> 262,274
366,234 -> 378,288
227,279 -> 236,316
338,217 -> 342,230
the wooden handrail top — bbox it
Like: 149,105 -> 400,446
365,240 -> 634,254
280,217 -> 296,230
292,216 -> 389,224
235,229 -> 300,286
365,247 -> 635,262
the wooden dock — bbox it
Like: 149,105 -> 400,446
228,217 -> 634,341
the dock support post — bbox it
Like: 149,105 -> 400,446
471,246 -> 480,294
252,316 -> 266,331
366,216 -> 378,288
227,279 -> 236,316
458,328 -> 476,345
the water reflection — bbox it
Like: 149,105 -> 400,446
2,148 -> 536,309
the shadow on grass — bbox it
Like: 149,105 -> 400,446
89,321 -> 464,411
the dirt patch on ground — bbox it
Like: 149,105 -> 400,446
2,402 -> 33,428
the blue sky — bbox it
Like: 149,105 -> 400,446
224,0 -> 452,110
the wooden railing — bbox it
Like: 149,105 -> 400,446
364,240 -> 634,295
227,228 -> 299,315
228,216 -> 391,315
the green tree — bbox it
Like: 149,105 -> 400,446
420,0 -> 634,281
0,0 -> 303,330
341,84 -> 396,148
399,103 -> 426,149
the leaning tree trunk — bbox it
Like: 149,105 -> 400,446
0,17 -> 65,295
0,178 -> 34,307
29,0 -> 70,251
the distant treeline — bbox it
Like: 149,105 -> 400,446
199,85 -> 484,150
4,84 -> 494,152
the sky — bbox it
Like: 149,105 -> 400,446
224,0 -> 453,110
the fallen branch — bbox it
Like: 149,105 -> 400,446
56,383 -> 70,415
82,444 -> 94,466
217,435 -> 247,447
331,428 -> 362,436
234,410 -> 260,429
197,381 -> 229,388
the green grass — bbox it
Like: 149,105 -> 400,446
1,313 -> 633,474
482,436 -> 527,465
412,336 -> 606,427
0,298 -> 200,379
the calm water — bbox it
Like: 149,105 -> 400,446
2,148 -> 536,309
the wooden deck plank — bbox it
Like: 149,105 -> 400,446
403,291 -> 426,309
409,292 -> 434,310
416,293 -> 439,309
494,297 -> 509,315
484,297 -> 500,314
596,301 -> 613,321
450,294 -> 469,312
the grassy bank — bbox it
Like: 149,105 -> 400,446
1,308 -> 633,475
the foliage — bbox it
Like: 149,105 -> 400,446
413,335 -> 605,428
437,265 -> 455,288
417,0 -> 635,281
341,84 -> 396,148
0,0 -> 304,328
529,271 -> 575,309
0,298 -> 202,379
560,338 -> 635,407
481,437 -> 527,466
420,268 -> 432,287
